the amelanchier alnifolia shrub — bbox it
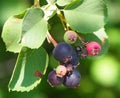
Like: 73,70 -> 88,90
1,0 -> 108,92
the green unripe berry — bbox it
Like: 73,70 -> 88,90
64,30 -> 77,44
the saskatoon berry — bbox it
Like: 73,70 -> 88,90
86,42 -> 101,56
48,70 -> 64,87
64,30 -> 77,44
56,65 -> 67,77
53,42 -> 73,63
63,69 -> 81,88
69,50 -> 79,67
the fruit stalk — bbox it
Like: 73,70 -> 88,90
34,0 -> 40,7
46,31 -> 58,47
77,34 -> 88,45
57,9 -> 68,31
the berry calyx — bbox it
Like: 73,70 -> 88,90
64,30 -> 77,44
56,65 -> 67,77
86,42 -> 101,56
47,70 -> 64,87
53,42 -> 73,63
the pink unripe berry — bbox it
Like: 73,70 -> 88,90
86,42 -> 101,56
56,65 -> 67,77
64,30 -> 77,44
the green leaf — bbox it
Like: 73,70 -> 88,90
8,47 -> 49,92
1,14 -> 24,53
56,0 -> 73,6
64,0 -> 107,33
93,28 -> 108,41
21,8 -> 48,49
49,54 -> 59,68
41,4 -> 57,20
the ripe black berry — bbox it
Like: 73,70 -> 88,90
47,70 -> 64,87
63,69 -> 81,88
53,42 -> 73,63
69,50 -> 79,67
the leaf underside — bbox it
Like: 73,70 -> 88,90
21,8 -> 48,49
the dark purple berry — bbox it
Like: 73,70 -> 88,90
53,42 -> 73,63
47,70 -> 64,87
63,69 -> 81,88
69,50 -> 79,67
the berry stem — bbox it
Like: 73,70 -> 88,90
34,0 -> 40,7
57,9 -> 68,31
46,31 -> 58,47
77,34 -> 88,46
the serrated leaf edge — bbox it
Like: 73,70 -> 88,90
8,49 -> 49,92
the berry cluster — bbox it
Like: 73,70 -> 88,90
48,42 -> 80,88
47,30 -> 101,88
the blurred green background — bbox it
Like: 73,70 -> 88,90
0,0 -> 120,98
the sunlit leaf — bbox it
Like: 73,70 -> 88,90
93,28 -> 109,55
93,28 -> 108,40
56,0 -> 73,6
64,0 -> 107,33
9,47 -> 49,92
1,12 -> 25,53
41,4 -> 57,20
21,8 -> 48,49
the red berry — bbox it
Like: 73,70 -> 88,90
86,42 -> 101,56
